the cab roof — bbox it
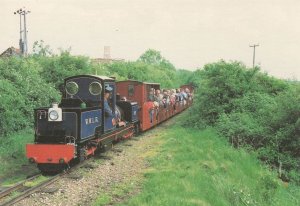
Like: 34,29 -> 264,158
65,75 -> 114,82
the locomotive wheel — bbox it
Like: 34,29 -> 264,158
79,148 -> 87,162
99,142 -> 113,153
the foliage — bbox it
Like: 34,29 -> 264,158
0,129 -> 37,182
32,40 -> 52,57
186,60 -> 300,184
186,61 -> 257,125
138,49 -> 175,70
105,61 -> 178,88
0,57 -> 60,136
38,51 -> 93,89
103,49 -> 193,88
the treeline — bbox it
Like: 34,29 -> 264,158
186,61 -> 300,184
0,48 -> 192,137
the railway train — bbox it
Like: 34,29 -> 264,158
26,75 -> 193,173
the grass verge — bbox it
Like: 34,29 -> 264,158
0,129 -> 38,185
92,179 -> 140,206
117,119 -> 300,206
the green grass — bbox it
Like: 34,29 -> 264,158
23,175 -> 49,187
92,180 -> 139,206
117,121 -> 300,206
0,129 -> 37,184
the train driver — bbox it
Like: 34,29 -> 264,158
104,85 -> 114,117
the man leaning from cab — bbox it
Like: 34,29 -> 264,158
104,85 -> 114,117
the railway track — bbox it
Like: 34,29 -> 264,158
0,173 -> 60,206
0,174 -> 41,200
0,159 -> 93,206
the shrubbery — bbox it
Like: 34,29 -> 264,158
0,57 -> 60,136
186,60 -> 300,184
37,52 -> 95,89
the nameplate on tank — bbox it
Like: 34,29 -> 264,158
81,110 -> 102,139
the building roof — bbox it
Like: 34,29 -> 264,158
91,58 -> 124,64
0,47 -> 21,57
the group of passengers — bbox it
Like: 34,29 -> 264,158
148,87 -> 193,109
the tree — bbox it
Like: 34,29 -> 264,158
32,40 -> 52,57
138,49 -> 175,70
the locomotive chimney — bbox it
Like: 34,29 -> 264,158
52,103 -> 59,108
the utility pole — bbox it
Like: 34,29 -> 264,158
14,9 -> 24,54
14,8 -> 30,56
249,44 -> 259,68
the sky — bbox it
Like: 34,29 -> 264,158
1,0 -> 300,79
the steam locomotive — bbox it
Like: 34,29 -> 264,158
26,75 -> 193,172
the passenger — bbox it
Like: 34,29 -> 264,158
154,89 -> 163,106
168,90 -> 172,104
148,88 -> 155,101
170,89 -> 176,105
169,89 -> 176,111
145,98 -> 155,124
175,89 -> 182,102
185,88 -> 192,101
180,88 -> 187,105
185,88 -> 190,94
153,101 -> 159,108
162,89 -> 170,108
120,96 -> 127,101
181,88 -> 188,100
104,85 -> 114,117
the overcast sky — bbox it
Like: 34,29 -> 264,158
1,0 -> 300,79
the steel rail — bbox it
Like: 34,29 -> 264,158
0,158 -> 94,206
0,174 -> 41,199
0,173 -> 60,206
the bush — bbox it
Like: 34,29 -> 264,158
187,60 -> 300,184
38,51 -> 93,89
216,112 -> 267,148
0,57 -> 60,136
186,61 -> 260,125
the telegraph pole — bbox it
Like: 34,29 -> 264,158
23,9 -> 30,56
14,8 -> 30,56
249,44 -> 259,68
14,9 -> 24,54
